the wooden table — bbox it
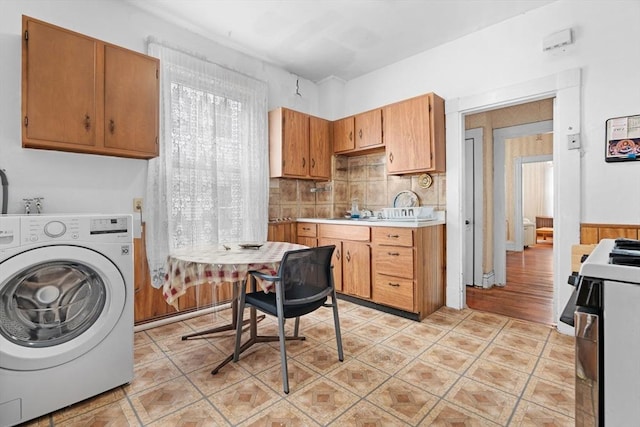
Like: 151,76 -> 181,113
162,241 -> 307,373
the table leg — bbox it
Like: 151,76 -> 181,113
181,281 -> 264,340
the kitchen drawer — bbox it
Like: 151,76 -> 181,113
373,246 -> 414,279
372,227 -> 413,247
373,274 -> 414,312
319,224 -> 370,241
297,223 -> 317,237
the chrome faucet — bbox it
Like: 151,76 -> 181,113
23,198 -> 32,214
34,197 -> 44,214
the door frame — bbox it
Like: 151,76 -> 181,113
493,120 -> 553,284
445,68 -> 581,335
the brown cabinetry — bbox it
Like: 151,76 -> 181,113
269,108 -> 331,180
22,16 -> 159,159
371,225 -> 444,318
383,93 -> 445,174
333,109 -> 383,154
319,224 -> 371,299
581,223 -> 640,244
297,222 -> 318,247
268,221 -> 297,243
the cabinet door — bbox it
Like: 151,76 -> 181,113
104,45 -> 159,157
23,17 -> 98,149
319,238 -> 343,292
309,116 -> 331,180
281,109 -> 310,177
384,95 -> 431,173
343,241 -> 371,298
355,109 -> 382,149
333,116 -> 355,153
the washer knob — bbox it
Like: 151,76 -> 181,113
44,221 -> 67,238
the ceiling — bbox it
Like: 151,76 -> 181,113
126,0 -> 555,82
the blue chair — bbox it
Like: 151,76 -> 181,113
233,245 -> 344,393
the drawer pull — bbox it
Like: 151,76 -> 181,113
335,249 -> 341,260
387,234 -> 399,238
387,252 -> 400,256
303,227 -> 311,231
387,282 -> 400,287
346,251 -> 351,262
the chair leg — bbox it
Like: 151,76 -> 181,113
293,317 -> 300,337
331,290 -> 344,362
233,282 -> 247,362
276,310 -> 289,394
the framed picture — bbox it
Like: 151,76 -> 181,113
605,114 -> 640,162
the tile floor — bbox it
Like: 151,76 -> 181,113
23,301 -> 576,426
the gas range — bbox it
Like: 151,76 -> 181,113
579,238 -> 640,284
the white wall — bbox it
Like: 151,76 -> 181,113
325,0 -> 640,224
0,0 -> 320,215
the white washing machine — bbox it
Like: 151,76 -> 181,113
0,214 -> 134,427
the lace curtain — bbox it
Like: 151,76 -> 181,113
145,41 -> 269,288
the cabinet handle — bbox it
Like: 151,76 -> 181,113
109,119 -> 115,134
387,282 -> 400,287
311,158 -> 315,168
345,251 -> 351,262
387,234 -> 399,238
387,252 -> 400,256
302,157 -> 306,168
359,129 -> 363,139
303,227 -> 311,231
349,131 -> 353,141
389,152 -> 394,163
335,249 -> 341,260
84,114 -> 91,131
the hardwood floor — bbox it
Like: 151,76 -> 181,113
466,240 -> 554,325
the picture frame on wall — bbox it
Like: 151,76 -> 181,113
605,114 -> 640,162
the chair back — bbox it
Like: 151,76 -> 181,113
279,245 -> 336,306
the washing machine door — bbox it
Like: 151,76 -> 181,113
0,245 -> 126,371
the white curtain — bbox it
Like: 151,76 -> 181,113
522,161 -> 553,222
145,41 -> 269,288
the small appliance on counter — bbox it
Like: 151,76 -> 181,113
560,238 -> 640,426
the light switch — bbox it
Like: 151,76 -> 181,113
568,133 -> 581,150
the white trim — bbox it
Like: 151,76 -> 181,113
134,303 -> 231,332
464,128 -> 484,287
445,68 -> 581,337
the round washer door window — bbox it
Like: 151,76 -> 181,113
0,246 -> 126,371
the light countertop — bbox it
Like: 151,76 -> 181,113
297,211 -> 445,228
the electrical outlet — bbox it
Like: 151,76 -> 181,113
133,198 -> 143,212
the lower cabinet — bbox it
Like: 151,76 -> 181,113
267,221 -> 297,243
319,224 -> 371,299
297,222 -> 318,247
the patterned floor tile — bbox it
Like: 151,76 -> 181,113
337,312 -> 368,331
324,331 -> 374,357
467,311 -> 509,328
330,400 -> 411,426
183,311 -> 234,331
351,322 -> 399,343
134,330 -> 152,347
238,399 -> 321,427
294,344 -> 345,374
187,360 -> 251,395
56,400 -> 139,427
395,359 -> 460,396
533,357 -> 575,387
522,377 -> 575,417
381,330 -> 435,356
148,399 -> 229,426
144,321 -> 194,342
547,329 -> 575,348
300,321 -> 342,342
465,358 -> 530,396
419,343 -> 477,374
481,343 -> 539,374
438,331 -> 489,356
366,377 -> 439,425
288,379 -> 360,425
542,342 -> 574,365
493,330 -> 546,356
256,359 -> 320,393
129,376 -> 202,424
422,311 -> 464,329
349,305 -> 384,320
125,356 -> 183,395
376,312 -> 416,330
52,388 -> 128,424
403,321 -> 448,342
419,400 -> 501,426
154,334 -> 209,356
170,342 -> 227,373
356,343 -> 412,375
208,377 -> 281,425
327,359 -> 390,396
503,319 -> 551,341
509,399 -> 574,426
436,306 -> 474,320
452,319 -> 501,340
235,342 -> 283,374
133,341 -> 167,365
445,377 -> 518,425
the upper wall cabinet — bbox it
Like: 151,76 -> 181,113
333,108 -> 383,155
269,107 -> 331,180
384,93 -> 445,174
22,16 -> 159,159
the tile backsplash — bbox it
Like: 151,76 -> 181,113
269,151 -> 445,220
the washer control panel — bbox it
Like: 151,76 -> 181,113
17,215 -> 131,244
